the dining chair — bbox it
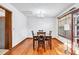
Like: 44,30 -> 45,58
32,31 -> 38,50
45,31 -> 52,50
37,31 -> 46,51
37,35 -> 45,51
49,31 -> 52,36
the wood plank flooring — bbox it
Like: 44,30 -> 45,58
5,38 -> 68,55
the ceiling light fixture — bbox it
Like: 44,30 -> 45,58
34,9 -> 46,18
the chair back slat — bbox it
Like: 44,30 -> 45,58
32,31 -> 34,36
49,31 -> 52,36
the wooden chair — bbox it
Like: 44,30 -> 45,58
32,31 -> 38,50
37,32 -> 46,51
45,31 -> 52,50
37,35 -> 45,51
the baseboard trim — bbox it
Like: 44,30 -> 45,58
52,38 -> 64,44
26,37 -> 33,39
24,37 -> 63,44
23,37 -> 63,44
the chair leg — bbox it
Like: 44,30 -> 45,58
44,42 -> 45,51
43,41 -> 45,51
37,41 -> 40,51
48,40 -> 51,50
50,39 -> 52,50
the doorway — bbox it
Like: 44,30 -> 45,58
0,5 -> 12,49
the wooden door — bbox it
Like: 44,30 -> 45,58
5,9 -> 12,49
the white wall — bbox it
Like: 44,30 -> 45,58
26,16 -> 57,37
0,3 -> 28,47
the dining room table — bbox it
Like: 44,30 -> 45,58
33,31 -> 52,51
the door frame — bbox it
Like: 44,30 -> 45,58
0,5 -> 12,49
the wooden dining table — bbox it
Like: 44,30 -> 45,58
33,32 -> 52,50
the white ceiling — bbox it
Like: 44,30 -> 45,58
11,3 -> 74,17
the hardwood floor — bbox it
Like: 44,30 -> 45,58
5,38 -> 67,55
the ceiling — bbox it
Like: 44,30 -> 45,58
11,3 -> 74,18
